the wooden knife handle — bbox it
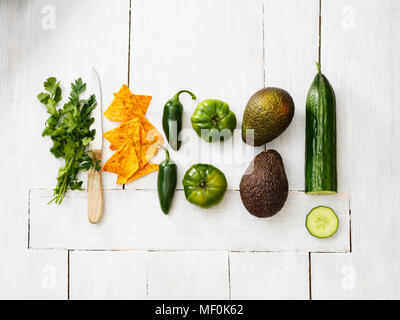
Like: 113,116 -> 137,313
88,150 -> 104,224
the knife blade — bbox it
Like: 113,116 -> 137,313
88,66 -> 104,224
89,66 -> 103,152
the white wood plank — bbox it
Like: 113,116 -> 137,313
147,251 -> 229,299
2,0 -> 122,299
126,0 -> 264,190
230,252 -> 309,300
311,253 -> 356,300
70,251 -> 229,300
29,188 -> 350,251
0,250 -> 67,300
263,0 -> 320,190
311,0 -> 400,299
70,251 -> 148,300
9,0 -> 130,190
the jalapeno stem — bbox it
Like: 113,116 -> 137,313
160,146 -> 170,162
316,61 -> 321,74
173,90 -> 197,102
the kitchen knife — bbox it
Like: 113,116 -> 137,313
88,66 -> 104,224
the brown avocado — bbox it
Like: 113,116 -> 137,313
239,150 -> 288,218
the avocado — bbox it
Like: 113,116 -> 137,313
242,87 -> 295,146
239,150 -> 288,218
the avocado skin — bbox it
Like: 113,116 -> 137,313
239,150 -> 288,218
242,87 -> 295,146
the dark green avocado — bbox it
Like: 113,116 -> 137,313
239,150 -> 289,218
242,87 -> 295,146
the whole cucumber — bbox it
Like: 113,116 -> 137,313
305,62 -> 337,194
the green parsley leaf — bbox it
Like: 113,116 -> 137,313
43,77 -> 59,95
38,77 -> 99,204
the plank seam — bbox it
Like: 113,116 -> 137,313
123,0 -> 132,191
308,252 -> 312,300
127,0 -> 132,87
348,193 -> 352,252
27,189 -> 31,249
228,252 -> 232,300
67,250 -> 71,300
349,209 -> 352,253
318,0 -> 322,66
262,0 -> 266,86
29,187 -> 350,193
146,266 -> 149,299
27,247 -> 351,253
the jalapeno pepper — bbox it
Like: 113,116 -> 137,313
162,90 -> 196,151
157,147 -> 177,214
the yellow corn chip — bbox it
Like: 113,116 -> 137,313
104,85 -> 152,122
103,142 -> 139,181
133,94 -> 152,115
103,84 -> 163,185
117,162 -> 159,184
104,118 -> 141,151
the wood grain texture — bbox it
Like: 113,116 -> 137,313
311,253 -> 356,300
70,251 -> 229,299
29,188 -> 350,251
0,0 -> 130,299
0,250 -> 68,300
70,251 -> 148,300
0,0 -> 73,299
88,150 -> 104,224
126,0 -> 265,190
263,0 -> 320,190
10,0 -> 129,190
2,0 -> 399,300
311,0 -> 400,299
230,252 -> 309,300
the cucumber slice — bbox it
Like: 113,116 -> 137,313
306,206 -> 338,238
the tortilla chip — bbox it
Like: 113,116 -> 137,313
117,162 -> 159,184
104,117 -> 163,157
133,94 -> 152,114
104,101 -> 144,122
104,85 -> 152,122
103,142 -> 139,180
102,84 -> 163,185
104,118 -> 141,151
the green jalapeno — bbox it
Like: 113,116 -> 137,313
162,90 -> 196,151
157,147 -> 177,214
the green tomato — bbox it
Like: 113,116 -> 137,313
182,164 -> 228,209
191,99 -> 237,142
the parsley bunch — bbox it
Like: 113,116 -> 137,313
37,77 -> 100,204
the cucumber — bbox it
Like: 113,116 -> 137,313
306,206 -> 338,238
305,62 -> 337,194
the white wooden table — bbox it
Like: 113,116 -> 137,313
0,0 -> 399,300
